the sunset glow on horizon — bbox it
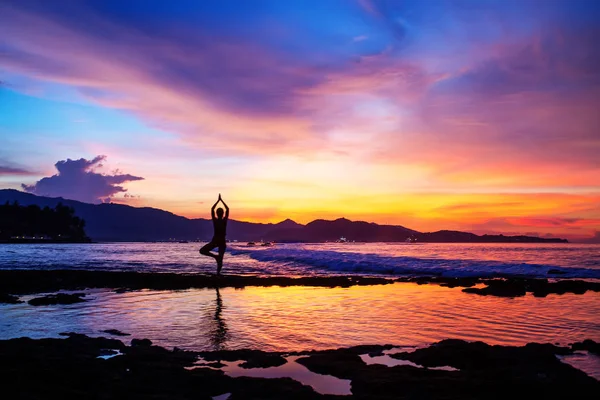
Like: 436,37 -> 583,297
1,0 -> 599,241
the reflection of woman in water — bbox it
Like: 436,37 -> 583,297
211,288 -> 228,351
199,194 -> 229,275
199,287 -> 229,352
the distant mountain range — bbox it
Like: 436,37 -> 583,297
0,189 -> 567,243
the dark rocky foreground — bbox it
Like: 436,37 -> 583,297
1,333 -> 597,399
1,270 -> 599,303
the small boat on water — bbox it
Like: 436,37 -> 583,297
260,241 -> 274,247
247,241 -> 256,246
335,237 -> 348,243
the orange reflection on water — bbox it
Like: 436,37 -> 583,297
2,283 -> 598,352
230,283 -> 600,350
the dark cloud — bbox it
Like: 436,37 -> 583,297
22,156 -> 143,203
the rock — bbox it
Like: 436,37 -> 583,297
131,338 -> 153,347
571,339 -> 600,356
0,293 -> 22,304
98,348 -> 119,357
27,293 -> 87,306
388,339 -> 573,371
462,280 -> 527,297
3,270 -> 598,300
0,335 -> 598,399
200,349 -> 287,369
102,329 -> 131,337
548,269 -> 567,275
0,269 -> 394,295
462,278 -> 600,298
530,280 -> 597,297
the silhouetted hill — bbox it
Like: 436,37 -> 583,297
416,230 -> 478,242
415,230 -> 567,243
265,218 -> 417,242
0,190 -> 567,243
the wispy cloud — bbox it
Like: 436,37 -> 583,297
0,165 -> 33,176
0,157 -> 34,176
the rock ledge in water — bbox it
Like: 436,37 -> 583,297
28,293 -> 87,306
0,293 -> 22,304
102,329 -> 131,337
571,339 -> 600,356
200,349 -> 287,369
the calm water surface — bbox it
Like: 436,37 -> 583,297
2,283 -> 598,352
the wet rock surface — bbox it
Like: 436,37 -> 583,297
200,349 -> 288,369
297,340 -> 599,399
0,270 -> 598,299
131,338 -> 153,347
571,340 -> 600,356
1,334 -> 597,399
460,278 -> 600,297
102,328 -> 131,336
0,270 -> 393,295
0,335 -> 330,400
0,292 -> 22,303
27,292 -> 87,306
409,276 -> 480,288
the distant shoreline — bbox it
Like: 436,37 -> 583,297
0,189 -> 572,243
0,239 -> 92,244
0,239 -> 571,244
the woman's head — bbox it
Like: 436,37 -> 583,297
216,207 -> 224,218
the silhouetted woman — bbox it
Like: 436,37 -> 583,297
199,194 -> 229,275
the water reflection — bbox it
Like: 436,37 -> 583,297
360,352 -> 459,371
206,288 -> 228,351
221,356 -> 352,396
1,283 -> 599,354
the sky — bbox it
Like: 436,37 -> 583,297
0,0 -> 599,241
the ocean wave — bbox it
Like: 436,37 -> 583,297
229,247 -> 600,279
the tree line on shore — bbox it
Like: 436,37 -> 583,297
0,201 -> 90,242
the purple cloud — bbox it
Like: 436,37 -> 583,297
22,156 -> 143,203
0,165 -> 32,175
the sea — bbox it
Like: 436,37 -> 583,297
1,242 -> 600,278
1,242 -> 599,378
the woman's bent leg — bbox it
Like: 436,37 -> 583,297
200,241 -> 217,259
